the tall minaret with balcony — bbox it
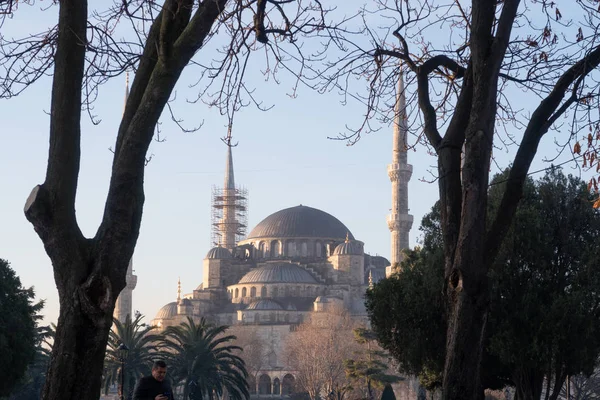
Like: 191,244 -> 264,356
387,68 -> 413,272
114,73 -> 138,322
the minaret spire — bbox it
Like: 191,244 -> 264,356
224,145 -> 235,190
387,66 -> 414,272
124,71 -> 129,113
177,277 -> 181,301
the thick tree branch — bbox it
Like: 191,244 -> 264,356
173,0 -> 229,61
486,44 -> 600,262
98,0 -> 229,271
24,0 -> 87,262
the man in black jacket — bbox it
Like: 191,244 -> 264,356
133,360 -> 173,400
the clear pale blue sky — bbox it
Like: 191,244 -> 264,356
1,1 -> 584,326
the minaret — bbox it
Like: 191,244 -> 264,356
114,73 -> 138,323
211,140 -> 248,252
114,259 -> 138,322
387,67 -> 413,271
221,146 -> 237,249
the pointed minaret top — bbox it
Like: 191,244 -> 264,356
177,277 -> 181,301
123,71 -> 130,114
393,67 -> 408,165
224,145 -> 235,190
368,269 -> 374,289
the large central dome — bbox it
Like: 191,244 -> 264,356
247,205 -> 354,240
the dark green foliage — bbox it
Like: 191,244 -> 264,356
0,259 -> 43,397
8,324 -> 54,400
160,317 -> 249,400
345,328 -> 401,399
368,169 -> 600,398
487,168 -> 600,398
365,211 -> 445,391
103,314 -> 161,400
380,384 -> 396,400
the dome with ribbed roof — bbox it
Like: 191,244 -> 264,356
205,246 -> 232,259
247,205 -> 354,240
238,263 -> 318,284
155,302 -> 177,319
246,299 -> 284,310
333,240 -> 363,256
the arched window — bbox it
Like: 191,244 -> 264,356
284,314 -> 290,323
268,351 -> 277,367
315,241 -> 322,257
271,240 -> 280,258
282,374 -> 295,395
242,287 -> 247,297
250,286 -> 257,297
272,286 -> 279,297
259,375 -> 272,395
261,286 -> 267,297
301,242 -> 308,257
258,242 -> 265,258
234,288 -> 239,298
273,378 -> 281,395
287,241 -> 296,257
284,286 -> 290,297
306,286 -> 313,297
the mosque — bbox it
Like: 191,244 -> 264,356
113,72 -> 414,397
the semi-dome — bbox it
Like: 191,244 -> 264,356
247,205 -> 354,240
238,263 -> 318,284
333,240 -> 363,256
246,299 -> 284,310
155,302 -> 177,319
205,246 -> 232,259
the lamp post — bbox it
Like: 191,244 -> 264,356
117,343 -> 129,400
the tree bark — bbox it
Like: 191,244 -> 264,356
24,1 -> 228,399
513,368 -> 545,400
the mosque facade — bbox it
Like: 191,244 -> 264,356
148,71 -> 413,396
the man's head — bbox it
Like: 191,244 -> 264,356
151,360 -> 167,382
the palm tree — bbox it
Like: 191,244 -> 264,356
160,317 -> 249,400
9,323 -> 54,400
103,314 -> 161,400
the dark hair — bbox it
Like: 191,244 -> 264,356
153,360 -> 167,369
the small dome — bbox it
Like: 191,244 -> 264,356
155,302 -> 177,319
333,240 -> 363,256
286,303 -> 297,311
179,298 -> 192,306
314,295 -> 341,303
205,246 -> 232,259
239,263 -> 318,284
246,299 -> 284,310
247,205 -> 354,240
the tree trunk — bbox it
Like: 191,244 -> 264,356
40,257 -> 123,400
23,0 -> 228,399
513,369 -> 545,400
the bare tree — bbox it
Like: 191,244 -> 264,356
313,2 -> 600,399
0,1 -> 332,399
228,325 -> 268,392
285,313 -> 357,400
556,371 -> 600,400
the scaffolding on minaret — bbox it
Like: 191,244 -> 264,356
386,65 -> 414,273
210,129 -> 248,251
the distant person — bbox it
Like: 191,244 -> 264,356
133,360 -> 173,400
